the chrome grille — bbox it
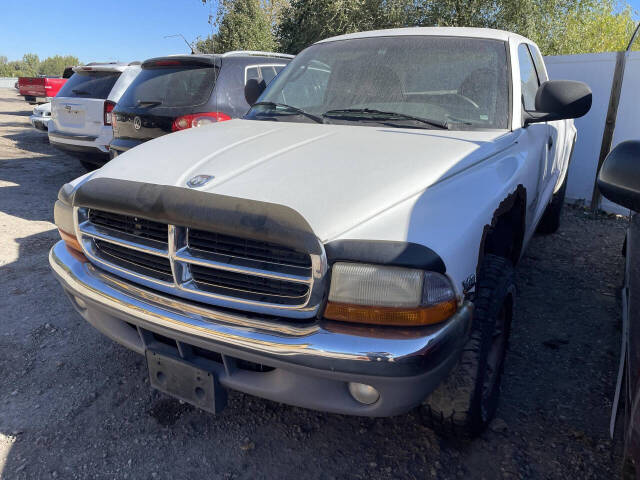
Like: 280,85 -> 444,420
89,209 -> 168,244
188,229 -> 311,269
190,264 -> 309,304
76,208 -> 325,318
94,239 -> 173,282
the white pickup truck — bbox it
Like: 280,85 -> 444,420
50,27 -> 591,438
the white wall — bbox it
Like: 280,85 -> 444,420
612,51 -> 640,146
545,51 -> 640,215
0,78 -> 18,88
544,53 -> 619,210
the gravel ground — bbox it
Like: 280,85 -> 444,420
0,88 -> 628,479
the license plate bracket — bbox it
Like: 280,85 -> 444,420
146,350 -> 227,413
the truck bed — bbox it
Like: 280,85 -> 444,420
18,77 -> 67,104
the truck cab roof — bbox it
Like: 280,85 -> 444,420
318,26 -> 534,46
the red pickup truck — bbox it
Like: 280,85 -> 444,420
18,67 -> 74,104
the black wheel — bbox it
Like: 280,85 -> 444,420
79,160 -> 99,171
422,254 -> 516,438
537,173 -> 568,234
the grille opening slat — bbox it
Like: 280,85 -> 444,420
191,346 -> 224,364
95,241 -> 172,272
188,229 -> 311,269
190,264 -> 309,298
235,358 -> 275,372
152,332 -> 178,349
89,210 -> 168,243
94,239 -> 173,282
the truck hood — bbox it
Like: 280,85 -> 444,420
95,119 -> 514,241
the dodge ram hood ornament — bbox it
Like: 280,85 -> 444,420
187,174 -> 215,188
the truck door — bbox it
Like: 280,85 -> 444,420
517,43 -> 552,226
528,44 -> 563,188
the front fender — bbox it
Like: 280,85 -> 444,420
331,141 -> 534,296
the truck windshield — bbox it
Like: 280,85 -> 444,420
246,36 -> 509,130
119,66 -> 218,108
57,71 -> 121,99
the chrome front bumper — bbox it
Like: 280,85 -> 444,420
50,241 -> 473,416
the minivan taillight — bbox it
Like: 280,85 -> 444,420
104,100 -> 116,126
171,112 -> 231,131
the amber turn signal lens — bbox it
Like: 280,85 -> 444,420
58,229 -> 86,261
324,299 -> 457,326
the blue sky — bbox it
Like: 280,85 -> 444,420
0,0 -> 218,63
1,0 -> 640,63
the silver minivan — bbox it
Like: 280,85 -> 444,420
48,62 -> 140,170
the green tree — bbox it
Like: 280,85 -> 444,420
0,53 -> 80,77
276,0 -> 639,56
21,53 -> 39,76
38,55 -> 80,76
195,33 -> 220,53
264,0 -> 290,25
277,0 -> 399,54
535,1 -> 637,55
199,0 -> 290,53
210,0 -> 276,52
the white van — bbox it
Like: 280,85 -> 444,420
48,62 -> 140,170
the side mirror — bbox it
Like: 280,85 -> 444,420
598,141 -> 640,211
244,78 -> 266,106
524,80 -> 592,125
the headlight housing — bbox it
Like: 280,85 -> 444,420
54,183 -> 84,257
325,262 -> 457,326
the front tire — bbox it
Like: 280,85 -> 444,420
422,254 -> 516,438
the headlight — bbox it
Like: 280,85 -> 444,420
53,200 -> 75,235
54,183 -> 84,257
325,262 -> 457,326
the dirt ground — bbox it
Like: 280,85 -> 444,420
0,87 -> 629,479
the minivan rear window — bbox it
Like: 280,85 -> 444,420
119,66 -> 217,108
57,71 -> 121,99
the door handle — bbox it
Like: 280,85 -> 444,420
547,137 -> 553,149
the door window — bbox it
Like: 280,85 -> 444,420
245,66 -> 261,82
518,44 -> 540,111
528,45 -> 548,83
245,64 -> 287,85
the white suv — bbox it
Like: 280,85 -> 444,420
48,62 -> 140,170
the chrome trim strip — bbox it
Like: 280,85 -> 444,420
79,220 -> 169,256
174,276 -> 311,310
80,236 -> 175,288
175,247 -> 312,284
49,241 -> 472,377
185,228 -> 312,272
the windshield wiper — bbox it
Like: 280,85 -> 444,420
136,100 -> 162,107
252,101 -> 324,124
71,89 -> 91,95
322,108 -> 448,129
